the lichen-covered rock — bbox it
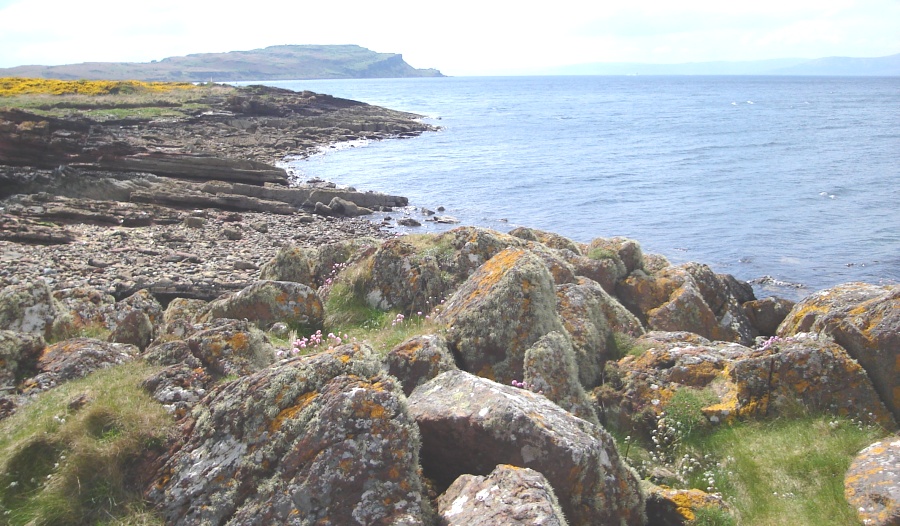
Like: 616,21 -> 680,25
143,339 -> 203,369
160,297 -> 207,340
409,370 -> 645,526
108,309 -> 154,350
586,237 -> 644,276
777,283 -> 900,420
598,332 -> 897,438
198,280 -> 324,331
21,338 -> 138,393
0,280 -> 63,338
51,286 -> 116,336
259,243 -> 317,286
722,334 -> 896,430
438,248 -> 566,384
363,236 -> 452,314
557,277 -> 644,388
141,363 -> 213,419
185,319 -> 274,377
845,437 -> 900,526
338,228 -> 527,316
0,330 -> 45,388
564,252 -> 627,295
437,464 -> 569,526
616,264 -> 755,345
743,296 -> 795,337
384,334 -> 457,396
524,241 -> 577,286
148,343 -> 432,525
644,483 -> 731,526
524,331 -> 599,426
508,226 -> 583,255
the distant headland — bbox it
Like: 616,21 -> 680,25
0,44 -> 445,82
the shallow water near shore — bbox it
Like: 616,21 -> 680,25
250,76 -> 898,299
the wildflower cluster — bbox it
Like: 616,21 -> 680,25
277,330 -> 352,357
321,262 -> 348,290
510,380 -> 544,395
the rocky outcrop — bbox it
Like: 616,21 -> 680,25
409,370 -> 645,525
0,280 -> 63,339
197,280 -> 324,331
0,330 -> 45,389
556,277 -> 644,389
148,343 -> 433,525
616,263 -> 756,345
777,283 -> 900,420
523,331 -> 600,426
184,319 -> 275,377
437,464 -> 569,526
21,338 -> 138,393
597,332 -> 897,438
384,334 -> 457,396
845,437 -> 900,526
644,485 -> 731,526
438,248 -> 566,384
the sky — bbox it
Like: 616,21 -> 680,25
0,0 -> 898,75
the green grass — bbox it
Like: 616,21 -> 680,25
702,415 -> 883,525
0,362 -> 172,525
0,81 -> 233,121
620,409 -> 887,526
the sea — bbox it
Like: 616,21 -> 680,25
240,76 -> 900,300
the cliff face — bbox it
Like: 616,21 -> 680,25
0,44 -> 446,82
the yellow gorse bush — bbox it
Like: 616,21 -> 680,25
0,77 -> 198,96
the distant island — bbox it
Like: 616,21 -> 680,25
0,44 -> 445,81
538,53 -> 900,76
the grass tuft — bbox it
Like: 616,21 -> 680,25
0,361 -> 172,525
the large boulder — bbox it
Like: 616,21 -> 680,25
409,370 -> 645,526
185,318 -> 275,377
437,248 -> 566,384
437,464 -> 569,526
198,280 -> 324,331
21,338 -> 138,393
777,283 -> 900,420
616,263 -> 755,345
597,332 -> 897,438
721,334 -> 895,429
384,334 -> 457,396
845,437 -> 900,526
344,227 -> 529,315
148,343 -> 432,525
508,226 -> 583,255
0,281 -> 63,339
259,243 -> 317,287
523,331 -> 599,426
0,330 -> 45,388
743,296 -> 795,337
556,277 -> 644,388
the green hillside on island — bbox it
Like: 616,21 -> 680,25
0,44 -> 445,82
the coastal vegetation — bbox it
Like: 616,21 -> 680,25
0,77 -> 229,121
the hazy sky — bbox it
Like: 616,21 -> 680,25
1,0 -> 898,75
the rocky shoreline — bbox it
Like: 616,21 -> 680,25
1,82 -> 898,526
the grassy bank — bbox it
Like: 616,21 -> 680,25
0,77 -> 232,121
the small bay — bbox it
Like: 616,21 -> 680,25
244,76 -> 899,299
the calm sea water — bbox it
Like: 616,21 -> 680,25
248,76 -> 900,299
